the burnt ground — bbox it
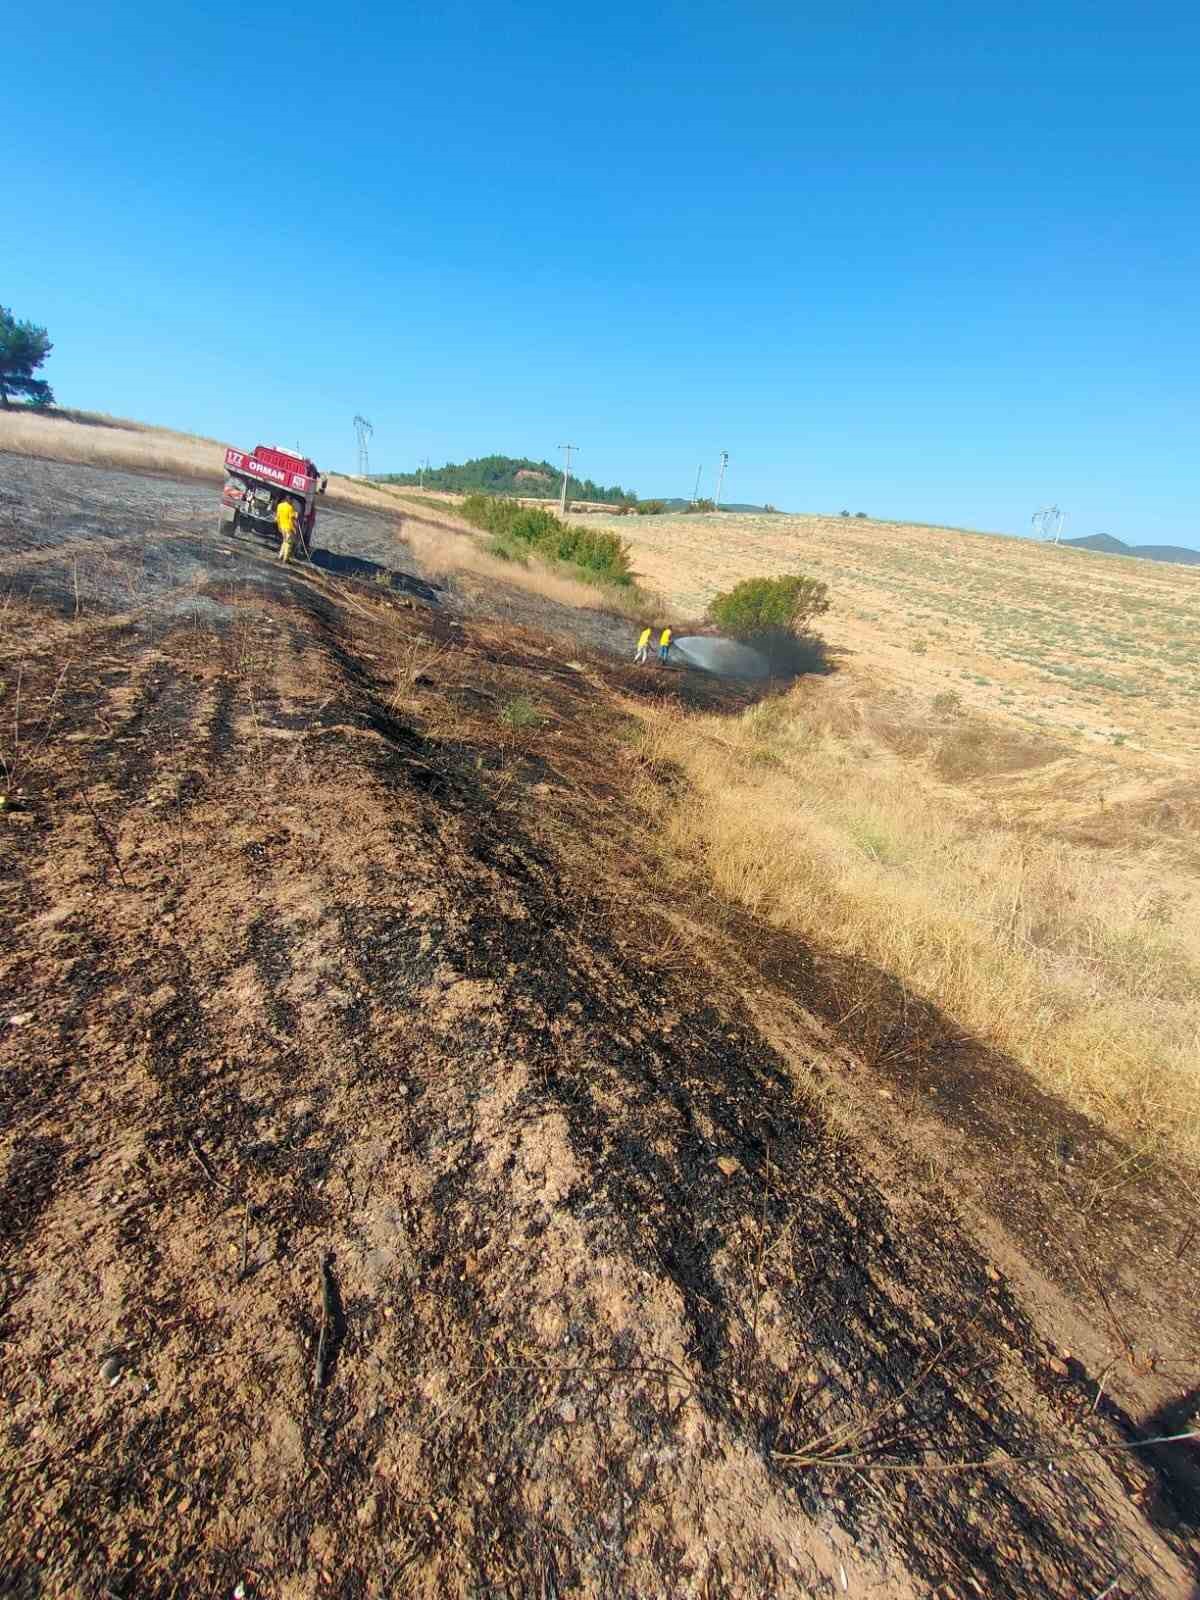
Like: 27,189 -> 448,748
0,452 -> 1198,1600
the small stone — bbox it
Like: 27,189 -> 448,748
8,1013 -> 34,1027
100,1354 -> 125,1384
716,1155 -> 740,1177
486,1472 -> 496,1486
1047,1355 -> 1069,1378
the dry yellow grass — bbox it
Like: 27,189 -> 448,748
0,406 -> 225,479
635,679 -> 1200,1160
595,500 -> 1200,1156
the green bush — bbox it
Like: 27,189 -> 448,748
707,574 -> 830,640
459,495 -> 634,587
635,499 -> 668,516
499,695 -> 540,730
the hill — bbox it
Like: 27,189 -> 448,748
1063,531 -> 1200,565
2,441 -> 1198,1597
378,454 -> 635,506
1064,532 -> 1129,554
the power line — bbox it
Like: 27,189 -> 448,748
353,415 -> 373,478
558,443 -> 577,516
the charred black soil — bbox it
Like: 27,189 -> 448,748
1,454 -> 1197,1599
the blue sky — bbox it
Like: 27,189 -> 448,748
6,0 -> 1198,543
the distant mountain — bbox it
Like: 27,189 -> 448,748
655,498 -> 778,513
376,455 -> 634,506
1133,544 -> 1200,564
1062,532 -> 1200,566
1065,533 -> 1128,554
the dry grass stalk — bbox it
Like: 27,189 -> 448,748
775,1425 -> 1200,1475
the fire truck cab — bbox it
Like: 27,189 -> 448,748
219,443 -> 327,551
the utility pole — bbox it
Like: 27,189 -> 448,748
714,450 -> 729,512
558,443 -> 577,516
692,464 -> 703,507
419,457 -> 430,491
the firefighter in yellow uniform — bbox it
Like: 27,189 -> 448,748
658,626 -> 673,666
634,626 -> 652,664
276,497 -> 298,563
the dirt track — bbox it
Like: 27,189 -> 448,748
1,454 -> 1198,1599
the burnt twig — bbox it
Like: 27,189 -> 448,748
79,788 -> 129,889
313,1253 -> 340,1390
187,1138 -> 230,1192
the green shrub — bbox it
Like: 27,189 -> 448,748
499,695 -> 540,730
707,574 -> 830,640
635,499 -> 668,516
458,495 -> 634,586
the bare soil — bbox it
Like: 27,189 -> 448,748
1,453 -> 1197,1599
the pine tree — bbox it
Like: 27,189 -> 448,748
0,307 -> 54,408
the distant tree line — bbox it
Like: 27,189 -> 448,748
378,455 -> 636,506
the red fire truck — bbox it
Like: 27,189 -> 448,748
218,443 -> 326,551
